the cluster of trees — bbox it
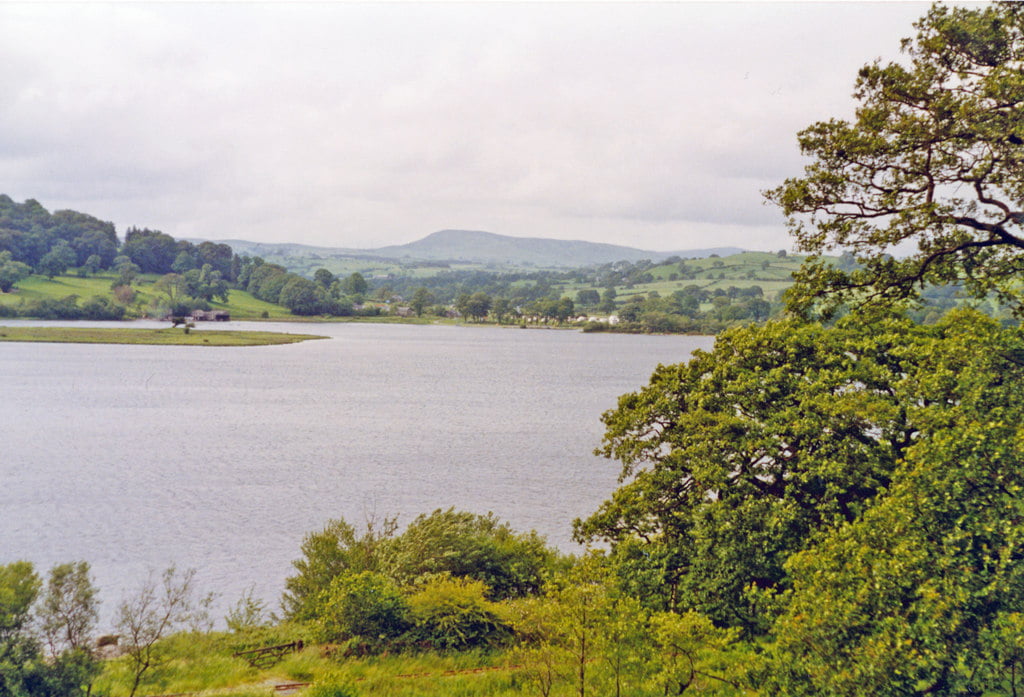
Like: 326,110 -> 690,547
572,5 -> 1024,694
0,561 -> 213,697
0,197 -> 252,318
1,561 -> 102,697
121,229 -> 237,280
384,269 -> 574,308
582,285 -> 774,334
0,294 -> 126,321
279,510 -> 756,695
236,259 -> 382,316
0,197 -> 242,285
0,197 -> 118,273
281,509 -> 555,652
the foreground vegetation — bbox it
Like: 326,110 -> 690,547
0,326 -> 325,346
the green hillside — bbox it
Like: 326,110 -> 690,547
0,272 -> 293,321
553,251 -> 806,305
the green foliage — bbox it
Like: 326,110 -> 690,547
0,562 -> 101,697
382,508 -> 554,600
283,517 -> 396,621
279,276 -> 325,315
341,272 -> 368,296
0,251 -> 32,293
37,241 -> 76,279
313,267 -> 335,289
38,562 -> 99,657
455,292 -> 492,321
121,228 -> 178,274
577,313 -> 925,630
410,286 -> 433,317
650,611 -> 751,696
768,310 -> 1024,695
766,3 -> 1024,317
313,571 -> 410,647
406,575 -> 512,651
225,586 -> 271,633
0,562 -> 40,637
115,566 -> 214,697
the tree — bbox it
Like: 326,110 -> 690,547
490,297 -> 514,324
282,516 -> 396,621
37,241 -> 76,279
81,254 -> 102,277
766,3 -> 1024,316
599,287 -> 618,313
576,289 -> 600,308
279,276 -> 323,315
38,562 -> 99,658
768,310 -> 1024,696
153,273 -> 188,312
224,586 -> 270,633
576,313 -> 936,631
410,287 -> 433,317
381,508 -> 554,600
313,571 -> 410,647
194,241 -> 234,280
651,611 -> 749,696
511,555 -> 652,697
115,566 -> 212,697
37,563 -> 101,697
406,575 -> 511,650
456,291 -> 492,321
341,272 -> 368,296
313,268 -> 335,290
0,251 -> 31,293
511,558 -> 610,697
112,257 -> 140,288
0,562 -> 99,697
170,250 -> 196,274
0,561 -> 42,697
187,264 -> 229,303
121,228 -> 178,274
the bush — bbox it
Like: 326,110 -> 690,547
313,572 -> 410,646
382,508 -> 555,600
80,296 -> 126,320
21,295 -> 82,319
406,575 -> 512,651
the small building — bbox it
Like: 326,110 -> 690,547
191,310 -> 230,322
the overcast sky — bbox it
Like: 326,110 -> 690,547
1,2 -> 933,252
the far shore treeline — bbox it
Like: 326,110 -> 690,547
1,194 -> 1006,332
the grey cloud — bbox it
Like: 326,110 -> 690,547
0,2 -> 929,250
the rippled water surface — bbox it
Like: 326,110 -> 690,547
1,320 -> 713,626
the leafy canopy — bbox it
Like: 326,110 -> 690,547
766,3 -> 1024,315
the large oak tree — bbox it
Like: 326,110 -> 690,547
766,3 -> 1024,316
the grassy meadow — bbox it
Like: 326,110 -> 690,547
0,325 -> 326,346
555,251 -> 805,307
0,272 -> 295,321
93,635 -> 527,697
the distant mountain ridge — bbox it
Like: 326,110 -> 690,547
206,229 -> 743,268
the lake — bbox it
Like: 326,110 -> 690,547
0,320 -> 713,628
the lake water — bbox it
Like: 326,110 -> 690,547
0,320 -> 713,628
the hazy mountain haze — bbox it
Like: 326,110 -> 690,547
209,229 -> 744,267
